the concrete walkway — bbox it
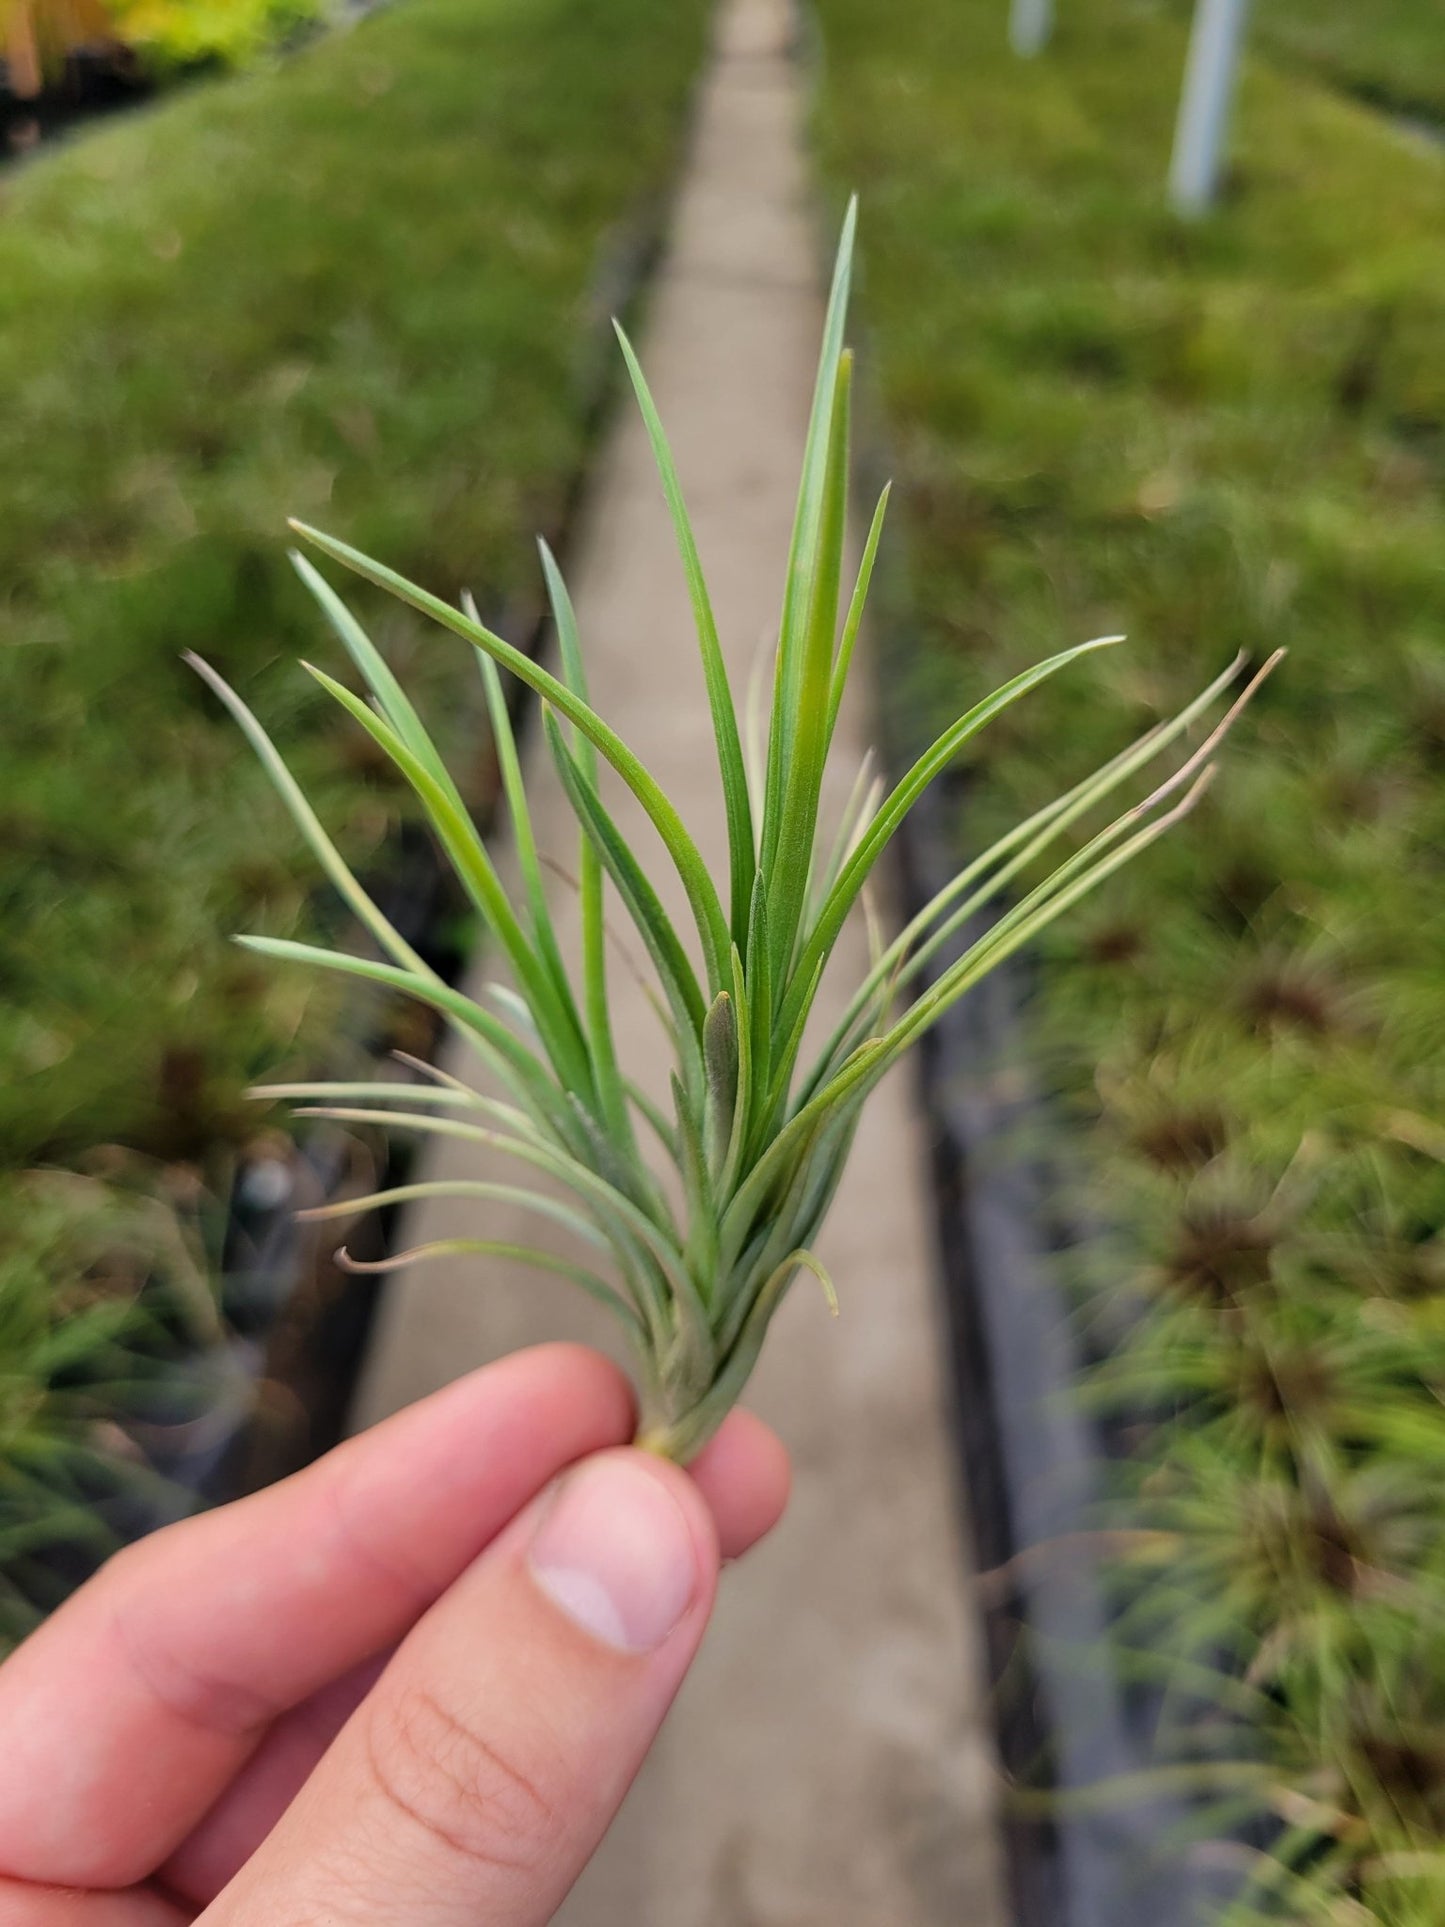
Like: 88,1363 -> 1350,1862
350,0 -> 1007,1918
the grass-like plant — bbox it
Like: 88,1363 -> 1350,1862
0,1168 -> 220,1650
192,207 -> 1273,1459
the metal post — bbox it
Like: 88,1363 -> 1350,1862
1169,0 -> 1251,215
1010,0 -> 1052,58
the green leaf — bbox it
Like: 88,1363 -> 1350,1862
469,607 -> 584,1053
760,195 -> 857,876
860,768 -> 1220,1088
185,654 -> 434,984
720,944 -> 754,1200
538,539 -> 594,760
776,632 -> 1119,1044
719,1035 -> 885,1261
296,1177 -> 611,1253
744,871 -> 774,1118
302,662 -> 594,1097
294,1100 -> 704,1342
290,519 -> 731,992
701,990 -> 739,1182
234,935 -> 567,1132
670,1072 -> 718,1296
335,1238 -> 643,1339
289,551 -> 450,788
801,655 -> 1247,1102
826,481 -> 890,751
767,346 -> 853,982
543,708 -> 708,1054
538,540 -> 634,1158
811,749 -> 882,925
614,323 -> 755,948
641,1240 -> 829,1458
757,956 -> 823,1142
250,1080 -> 486,1108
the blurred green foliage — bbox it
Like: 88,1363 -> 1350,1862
0,0 -> 708,1175
811,0 -> 1445,1915
106,0 -> 330,75
0,1166 -> 225,1650
1247,0 -> 1445,122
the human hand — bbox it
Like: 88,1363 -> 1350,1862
0,1343 -> 790,1923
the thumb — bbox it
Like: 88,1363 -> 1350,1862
200,1449 -> 718,1926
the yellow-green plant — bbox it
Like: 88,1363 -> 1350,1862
106,0 -> 326,71
193,207 -> 1273,1458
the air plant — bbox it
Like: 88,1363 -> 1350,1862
190,205 -> 1275,1460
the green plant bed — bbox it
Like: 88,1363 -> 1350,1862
1232,0 -> 1445,125
1155,0 -> 1444,125
811,0 -> 1445,1916
0,0 -> 708,1177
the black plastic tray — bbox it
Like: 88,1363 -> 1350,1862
896,771 -> 1230,1927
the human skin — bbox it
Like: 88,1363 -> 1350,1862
0,1343 -> 791,1923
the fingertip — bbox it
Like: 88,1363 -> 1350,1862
489,1341 -> 638,1440
528,1447 -> 720,1654
685,1408 -> 791,1561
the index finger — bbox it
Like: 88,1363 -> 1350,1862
0,1342 -> 633,1890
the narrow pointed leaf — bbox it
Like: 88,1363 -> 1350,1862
615,323 -> 755,946
544,709 -> 707,1048
334,1239 -> 642,1337
538,540 -> 634,1156
761,194 -> 857,871
701,990 -> 739,1181
471,620 -> 582,1046
290,519 -> 730,989
302,663 -> 593,1096
289,552 -> 448,785
767,347 -> 853,979
670,1072 -> 718,1292
744,872 -> 773,1114
777,633 -> 1119,1042
186,654 -> 435,984
826,481 -> 890,749
296,1178 -> 612,1252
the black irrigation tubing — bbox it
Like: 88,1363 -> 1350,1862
120,179 -> 689,1521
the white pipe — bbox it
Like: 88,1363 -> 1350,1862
1169,0 -> 1252,215
1010,0 -> 1053,58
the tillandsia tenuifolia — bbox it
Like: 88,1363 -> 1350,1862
190,204 -> 1278,1460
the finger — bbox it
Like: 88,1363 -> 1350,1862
0,1344 -> 633,1888
0,1882 -> 185,1927
686,1407 -> 791,1558
159,1651 -> 392,1906
166,1410 -> 790,1906
203,1449 -> 719,1926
